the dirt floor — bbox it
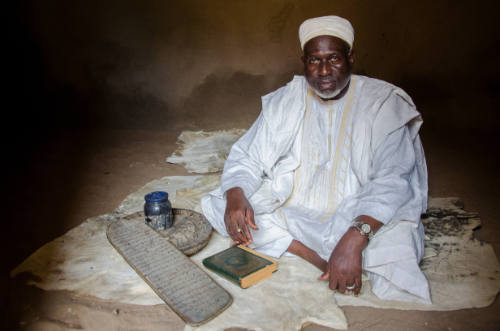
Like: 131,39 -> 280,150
2,126 -> 499,330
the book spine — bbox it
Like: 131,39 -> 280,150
240,264 -> 277,288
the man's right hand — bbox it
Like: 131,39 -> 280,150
224,187 -> 259,245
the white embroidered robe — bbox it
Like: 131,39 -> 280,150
201,75 -> 431,303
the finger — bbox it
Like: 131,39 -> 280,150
241,222 -> 253,245
241,209 -> 254,244
338,278 -> 347,294
237,214 -> 252,244
226,213 -> 246,244
230,231 -> 241,244
354,277 -> 362,296
246,208 -> 259,230
224,214 -> 240,243
234,221 -> 248,243
235,222 -> 248,245
345,279 -> 355,295
329,273 -> 339,291
318,270 -> 329,281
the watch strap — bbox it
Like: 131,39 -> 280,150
351,221 -> 374,240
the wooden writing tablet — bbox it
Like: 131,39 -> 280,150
107,218 -> 232,326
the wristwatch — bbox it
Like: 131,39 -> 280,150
351,221 -> 374,240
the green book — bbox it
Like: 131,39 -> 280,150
202,245 -> 278,288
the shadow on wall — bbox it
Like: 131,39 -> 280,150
12,1 -> 500,133
398,74 -> 500,132
179,70 -> 298,130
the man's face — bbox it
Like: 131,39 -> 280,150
302,35 -> 354,99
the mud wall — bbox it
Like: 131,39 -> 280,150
14,0 -> 500,132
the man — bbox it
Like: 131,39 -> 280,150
201,15 -> 430,303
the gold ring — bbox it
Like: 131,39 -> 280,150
237,228 -> 242,233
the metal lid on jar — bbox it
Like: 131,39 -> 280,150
144,191 -> 169,202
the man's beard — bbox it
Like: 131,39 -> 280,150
310,77 -> 351,100
312,86 -> 343,99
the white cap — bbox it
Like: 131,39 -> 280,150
299,15 -> 354,50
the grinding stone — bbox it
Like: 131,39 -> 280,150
122,208 -> 213,256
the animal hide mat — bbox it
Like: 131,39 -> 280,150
10,130 -> 500,331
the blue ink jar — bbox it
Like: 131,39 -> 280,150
144,191 -> 173,230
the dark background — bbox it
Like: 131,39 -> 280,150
11,0 -> 499,133
4,1 -> 500,329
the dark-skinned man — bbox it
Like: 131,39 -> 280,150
202,15 -> 430,303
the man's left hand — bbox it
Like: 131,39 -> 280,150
318,227 -> 368,295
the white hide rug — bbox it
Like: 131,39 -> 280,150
166,129 -> 247,174
11,176 -> 500,331
10,174 -> 346,330
10,130 -> 500,331
10,175 -> 217,306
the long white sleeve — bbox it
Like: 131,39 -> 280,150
219,77 -> 308,199
220,113 -> 268,198
350,125 -> 417,224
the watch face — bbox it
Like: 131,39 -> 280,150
361,223 -> 371,234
